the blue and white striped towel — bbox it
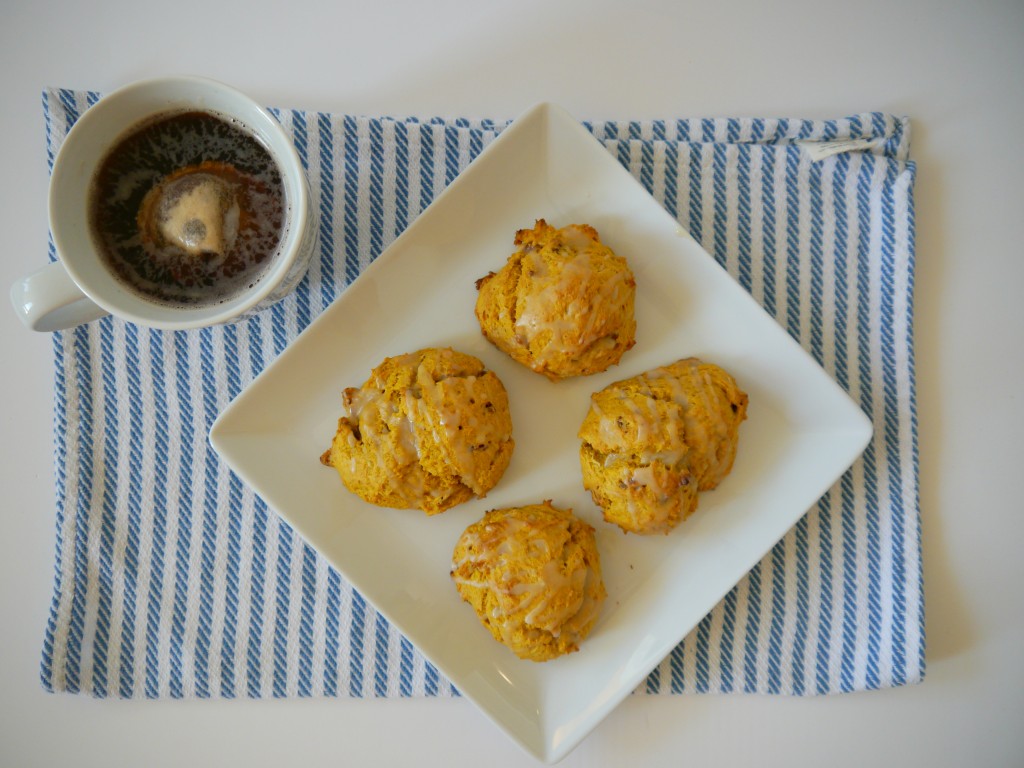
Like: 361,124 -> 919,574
40,88 -> 922,698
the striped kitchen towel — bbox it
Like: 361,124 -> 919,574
39,88 -> 922,698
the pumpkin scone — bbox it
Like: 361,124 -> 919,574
320,347 -> 514,515
578,358 -> 748,535
474,219 -> 636,381
451,502 -> 606,661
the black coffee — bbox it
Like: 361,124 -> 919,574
89,110 -> 286,308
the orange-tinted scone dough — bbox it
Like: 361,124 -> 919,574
474,219 -> 636,381
450,502 -> 606,661
321,348 -> 514,515
578,358 -> 748,535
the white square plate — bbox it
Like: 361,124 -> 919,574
210,103 -> 872,763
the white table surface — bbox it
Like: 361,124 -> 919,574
2,1 -> 1022,765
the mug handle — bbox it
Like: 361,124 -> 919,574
10,261 -> 109,332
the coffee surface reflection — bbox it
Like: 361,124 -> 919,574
89,110 -> 286,308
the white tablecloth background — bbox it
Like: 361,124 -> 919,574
1,1 -> 1022,766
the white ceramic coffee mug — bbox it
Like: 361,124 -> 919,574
11,76 -> 317,332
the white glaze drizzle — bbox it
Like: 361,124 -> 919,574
648,363 -> 732,481
513,229 -> 630,366
451,515 -> 590,639
343,354 -> 511,504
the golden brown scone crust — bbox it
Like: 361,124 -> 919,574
578,358 -> 748,534
475,220 -> 636,381
451,502 -> 606,661
321,348 -> 514,515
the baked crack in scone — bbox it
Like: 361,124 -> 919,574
578,358 -> 748,535
475,219 -> 636,380
451,502 -> 606,661
320,348 -> 514,514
